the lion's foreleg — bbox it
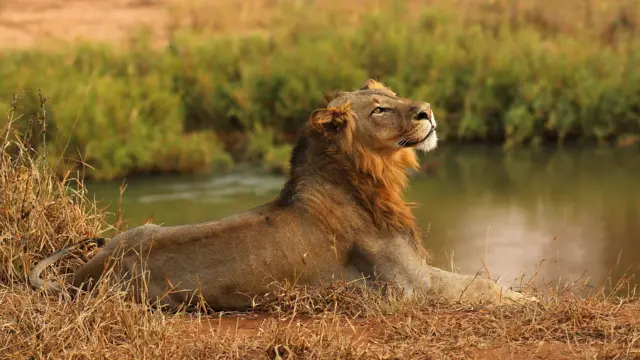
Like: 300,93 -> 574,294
373,238 -> 535,305
420,265 -> 533,304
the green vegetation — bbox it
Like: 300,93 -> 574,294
1,0 -> 638,180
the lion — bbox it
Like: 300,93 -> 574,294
29,79 -> 535,311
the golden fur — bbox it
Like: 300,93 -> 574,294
303,99 -> 421,243
30,79 -> 534,310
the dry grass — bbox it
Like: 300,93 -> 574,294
0,92 -> 105,285
1,96 -> 639,359
2,280 -> 639,358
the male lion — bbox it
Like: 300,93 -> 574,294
30,79 -> 534,310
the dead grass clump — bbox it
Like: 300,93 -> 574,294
0,93 -> 213,358
240,277 -> 639,358
0,93 -> 105,286
393,295 -> 640,358
3,279 -> 638,358
0,281 -> 277,359
243,281 -> 639,358
249,279 -> 417,319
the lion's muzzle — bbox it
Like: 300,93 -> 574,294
413,103 -> 436,130
412,103 -> 438,152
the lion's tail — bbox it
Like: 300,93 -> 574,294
28,237 -> 107,292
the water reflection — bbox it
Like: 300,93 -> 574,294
87,146 -> 640,290
411,145 -> 640,291
135,172 -> 285,204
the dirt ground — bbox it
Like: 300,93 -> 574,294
4,0 -> 614,49
0,0 -> 173,48
0,0 -> 371,48
181,307 -> 640,359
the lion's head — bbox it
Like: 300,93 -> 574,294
311,79 -> 438,156
278,79 -> 439,241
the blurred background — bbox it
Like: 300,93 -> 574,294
1,0 -> 639,291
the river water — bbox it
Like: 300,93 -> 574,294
87,145 -> 640,293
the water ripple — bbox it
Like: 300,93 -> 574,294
136,171 -> 286,204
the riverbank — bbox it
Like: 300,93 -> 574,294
1,0 -> 639,180
2,72 -> 639,360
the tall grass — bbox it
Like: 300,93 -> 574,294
0,93 -> 106,284
1,0 -> 638,180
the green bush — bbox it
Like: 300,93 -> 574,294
1,2 -> 638,180
0,42 -> 232,180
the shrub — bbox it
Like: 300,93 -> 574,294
1,0 -> 638,179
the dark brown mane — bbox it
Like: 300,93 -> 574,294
275,118 -> 422,243
275,80 -> 427,252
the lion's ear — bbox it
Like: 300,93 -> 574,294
360,79 -> 388,91
309,101 -> 353,137
322,90 -> 346,105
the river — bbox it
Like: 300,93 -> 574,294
87,145 -> 640,294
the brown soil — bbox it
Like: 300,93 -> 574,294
2,0 -> 623,49
0,0 -> 174,48
176,306 -> 640,359
0,0 -> 367,49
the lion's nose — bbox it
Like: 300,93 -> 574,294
415,110 -> 430,121
414,103 -> 433,125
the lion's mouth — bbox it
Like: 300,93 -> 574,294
398,127 -> 435,148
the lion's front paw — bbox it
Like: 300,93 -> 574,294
460,279 -> 538,305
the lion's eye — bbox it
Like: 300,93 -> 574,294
372,107 -> 389,115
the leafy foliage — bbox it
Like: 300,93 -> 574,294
1,0 -> 638,179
